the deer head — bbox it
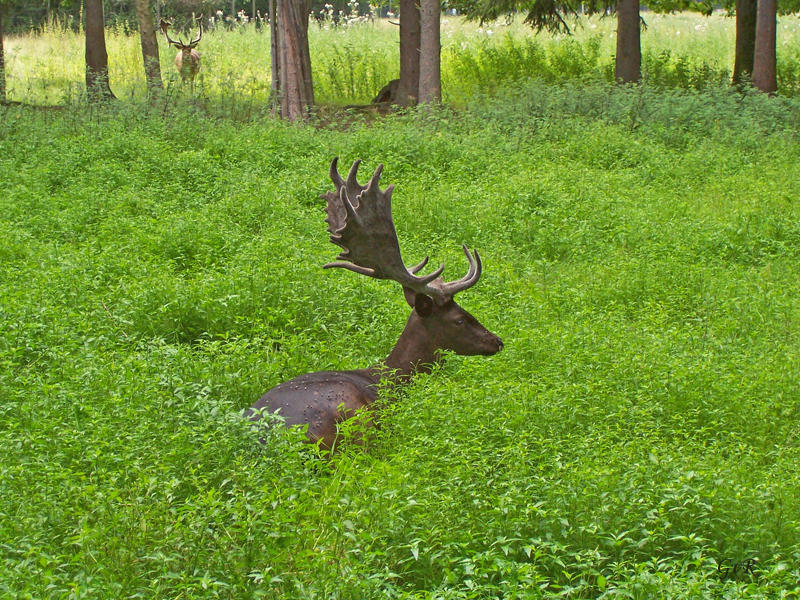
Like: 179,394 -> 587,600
160,17 -> 203,83
323,158 -> 503,371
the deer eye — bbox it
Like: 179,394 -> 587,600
455,318 -> 464,326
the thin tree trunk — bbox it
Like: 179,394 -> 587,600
733,0 -> 757,85
269,0 -> 280,113
135,0 -> 163,95
0,4 -> 6,104
85,0 -> 115,100
615,0 -> 641,83
398,0 -> 420,106
752,0 -> 777,93
276,0 -> 313,121
418,0 -> 440,104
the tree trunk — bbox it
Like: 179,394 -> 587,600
418,0 -> 440,104
752,0 -> 777,93
0,4 -> 6,104
85,0 -> 115,100
397,0 -> 420,106
733,0 -> 757,85
276,0 -> 313,121
615,0 -> 641,83
135,0 -> 163,95
269,0 -> 280,113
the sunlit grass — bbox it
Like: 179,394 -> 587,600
4,12 -> 800,105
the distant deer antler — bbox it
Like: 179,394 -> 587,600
188,15 -> 203,46
323,157 -> 482,305
159,18 -> 173,40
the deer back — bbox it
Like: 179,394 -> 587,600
245,369 -> 379,450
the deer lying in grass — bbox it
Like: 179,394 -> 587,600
160,17 -> 202,87
245,158 -> 503,451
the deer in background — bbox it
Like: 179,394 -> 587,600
245,158 -> 504,451
160,16 -> 202,88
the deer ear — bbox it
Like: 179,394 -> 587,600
402,286 -> 416,308
414,293 -> 434,318
402,287 -> 434,317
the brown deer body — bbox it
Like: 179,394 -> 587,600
160,17 -> 202,85
245,159 -> 503,450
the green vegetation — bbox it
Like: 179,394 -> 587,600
2,79 -> 799,597
3,8 -> 800,596
3,13 -> 800,105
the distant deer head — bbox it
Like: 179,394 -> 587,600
245,158 -> 503,451
160,17 -> 202,85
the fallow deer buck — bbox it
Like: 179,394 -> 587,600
245,158 -> 503,450
160,17 -> 202,87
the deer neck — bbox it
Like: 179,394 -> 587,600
379,311 -> 438,384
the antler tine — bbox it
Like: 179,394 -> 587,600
346,159 -> 361,185
323,262 -> 375,276
408,256 -> 429,274
366,163 -> 383,189
405,255 -> 445,285
329,156 -> 345,190
160,18 -> 179,46
435,245 -> 482,298
412,262 -> 446,285
190,15 -> 203,46
345,159 -> 366,203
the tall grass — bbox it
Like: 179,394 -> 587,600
1,82 -> 800,597
3,13 -> 800,105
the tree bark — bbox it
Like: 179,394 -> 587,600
398,0 -> 420,106
85,0 -> 115,100
418,0 -> 440,104
269,0 -> 280,114
615,0 -> 641,83
0,4 -> 6,104
752,0 -> 777,93
276,0 -> 313,121
135,0 -> 163,95
733,0 -> 757,85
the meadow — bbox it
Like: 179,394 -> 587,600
2,12 -> 800,600
3,12 -> 800,105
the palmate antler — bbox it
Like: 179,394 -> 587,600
322,158 -> 482,305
